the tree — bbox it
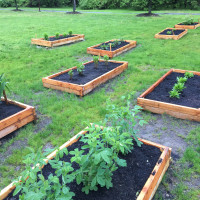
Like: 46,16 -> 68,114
38,0 -> 41,12
14,0 -> 19,10
73,0 -> 76,13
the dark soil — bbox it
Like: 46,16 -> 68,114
47,35 -> 74,41
136,13 -> 159,17
52,61 -> 122,85
94,41 -> 130,51
6,138 -> 161,200
145,72 -> 200,108
0,101 -> 24,121
159,29 -> 185,35
66,11 -> 81,14
178,22 -> 199,25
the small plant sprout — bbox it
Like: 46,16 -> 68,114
184,72 -> 194,78
77,64 -> 85,75
44,33 -> 48,40
169,90 -> 180,98
103,55 -> 109,67
63,33 -> 67,37
101,44 -> 109,50
183,16 -> 194,25
0,74 -> 9,104
167,31 -> 172,35
177,76 -> 188,83
55,33 -> 60,39
68,70 -> 74,80
68,30 -> 73,36
93,56 -> 99,69
173,82 -> 185,92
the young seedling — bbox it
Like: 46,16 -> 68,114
68,70 -> 74,80
184,72 -> 194,78
0,74 -> 9,104
68,30 -> 73,36
93,56 -> 99,69
103,55 -> 109,67
169,90 -> 180,98
173,82 -> 185,92
63,33 -> 67,38
44,33 -> 48,41
77,64 -> 85,75
55,33 -> 60,39
177,76 -> 188,83
183,16 -> 194,25
166,31 -> 172,35
101,44 -> 109,50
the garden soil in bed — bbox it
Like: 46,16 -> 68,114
0,101 -> 24,121
47,35 -> 74,41
178,22 -> 199,25
6,140 -> 161,200
145,72 -> 200,108
94,41 -> 130,51
159,29 -> 185,35
52,61 -> 122,85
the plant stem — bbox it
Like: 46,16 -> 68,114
3,90 -> 8,104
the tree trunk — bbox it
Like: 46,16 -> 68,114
14,0 -> 19,10
148,0 -> 152,14
3,90 -> 8,105
38,0 -> 41,12
73,0 -> 76,13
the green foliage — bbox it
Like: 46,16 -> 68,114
93,56 -> 99,69
68,70 -> 74,80
105,95 -> 146,147
68,30 -> 73,36
100,44 -> 109,50
55,33 -> 60,39
13,147 -> 75,200
70,124 -> 128,194
169,89 -> 180,98
0,73 -> 9,101
103,55 -> 109,66
173,82 -> 185,92
44,33 -> 48,41
184,72 -> 194,78
177,77 -> 188,83
166,31 -> 172,35
77,63 -> 85,75
183,16 -> 195,25
63,33 -> 67,38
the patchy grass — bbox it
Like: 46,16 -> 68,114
0,9 -> 199,199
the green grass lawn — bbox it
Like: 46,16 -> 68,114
0,9 -> 199,199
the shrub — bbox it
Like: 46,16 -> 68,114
44,33 -> 48,40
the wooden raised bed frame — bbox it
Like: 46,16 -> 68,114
31,34 -> 85,47
0,98 -> 36,139
137,69 -> 200,122
175,22 -> 200,29
0,127 -> 171,200
42,60 -> 128,96
87,40 -> 137,58
155,28 -> 188,40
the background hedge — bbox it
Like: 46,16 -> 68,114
0,0 -> 200,10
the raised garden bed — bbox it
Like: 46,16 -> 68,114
175,22 -> 200,29
42,60 -> 128,96
0,98 -> 36,139
87,40 -> 137,58
137,69 -> 200,122
0,128 -> 171,200
155,28 -> 188,40
31,34 -> 85,47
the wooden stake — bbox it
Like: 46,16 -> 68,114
98,53 -> 101,60
198,18 -> 199,24
172,30 -> 175,35
3,90 -> 8,105
110,43 -> 111,51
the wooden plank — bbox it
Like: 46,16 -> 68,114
0,127 -> 171,200
175,22 -> 200,29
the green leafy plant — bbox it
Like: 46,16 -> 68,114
183,16 -> 194,25
70,124 -> 127,194
77,64 -> 85,75
55,33 -> 60,39
101,44 -> 109,50
177,76 -> 188,83
68,30 -> 73,36
173,82 -> 185,92
93,56 -> 99,69
169,89 -> 180,98
167,31 -> 172,35
13,147 -> 75,200
68,70 -> 74,80
184,72 -> 194,78
63,33 -> 67,38
44,33 -> 48,41
103,55 -> 109,67
0,73 -> 9,104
